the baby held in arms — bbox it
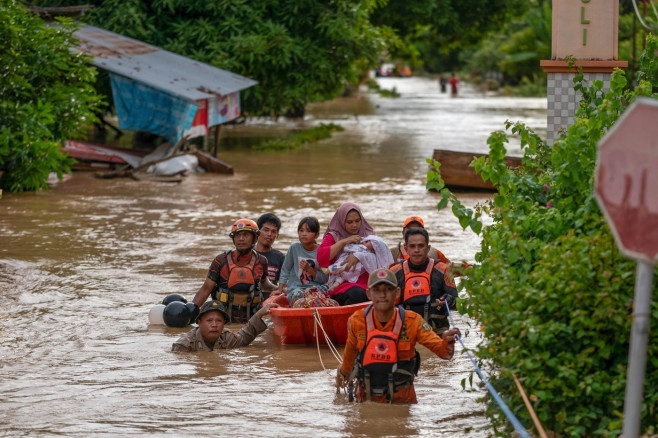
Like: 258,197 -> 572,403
324,235 -> 393,291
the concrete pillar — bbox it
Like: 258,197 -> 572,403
540,0 -> 627,145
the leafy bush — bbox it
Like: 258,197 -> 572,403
427,37 -> 658,436
0,1 -> 101,192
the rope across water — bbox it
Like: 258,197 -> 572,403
313,308 -> 343,370
445,305 -> 532,438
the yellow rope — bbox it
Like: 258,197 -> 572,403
313,309 -> 326,370
312,308 -> 343,370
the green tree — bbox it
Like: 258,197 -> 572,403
370,0 -> 528,73
61,0 -> 392,118
0,0 -> 102,192
427,39 -> 658,435
467,0 -> 551,87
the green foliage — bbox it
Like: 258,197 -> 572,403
467,0 -> 550,88
0,1 -> 102,192
365,78 -> 400,98
427,41 -> 658,435
637,33 -> 658,87
253,123 -> 344,151
76,0 -> 391,118
371,0 -> 528,73
499,76 -> 547,97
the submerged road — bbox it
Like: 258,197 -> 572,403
0,77 -> 546,436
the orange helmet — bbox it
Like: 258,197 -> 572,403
403,216 -> 425,228
229,218 -> 260,239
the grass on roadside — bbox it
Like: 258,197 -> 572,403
365,77 -> 401,98
253,123 -> 344,151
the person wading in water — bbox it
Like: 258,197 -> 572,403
336,268 -> 461,403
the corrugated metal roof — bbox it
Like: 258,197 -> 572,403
72,24 -> 258,101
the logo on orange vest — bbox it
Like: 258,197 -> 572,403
238,271 -> 246,278
407,288 -> 428,298
374,340 -> 389,355
411,279 -> 421,288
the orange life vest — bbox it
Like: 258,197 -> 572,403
361,306 -> 403,370
226,250 -> 258,293
402,258 -> 435,305
356,305 -> 417,401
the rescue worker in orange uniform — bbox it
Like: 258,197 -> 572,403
192,219 -> 276,322
390,216 -> 451,265
336,268 -> 461,403
172,300 -> 279,352
390,227 -> 458,333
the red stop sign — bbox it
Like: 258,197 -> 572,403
595,98 -> 658,263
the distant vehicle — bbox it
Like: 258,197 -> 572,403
375,62 -> 412,77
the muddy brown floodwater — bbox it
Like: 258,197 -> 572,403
0,77 -> 546,436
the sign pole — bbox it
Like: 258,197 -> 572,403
623,261 -> 655,438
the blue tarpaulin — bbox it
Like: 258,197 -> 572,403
111,74 -> 198,144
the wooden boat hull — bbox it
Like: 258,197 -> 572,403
432,149 -> 522,190
264,294 -> 369,345
194,150 -> 234,174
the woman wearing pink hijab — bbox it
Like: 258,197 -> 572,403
317,202 -> 376,305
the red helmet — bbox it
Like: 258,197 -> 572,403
229,219 -> 260,239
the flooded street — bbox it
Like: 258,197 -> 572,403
0,77 -> 546,436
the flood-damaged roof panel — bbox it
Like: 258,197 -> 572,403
72,24 -> 258,101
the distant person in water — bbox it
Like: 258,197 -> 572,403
450,73 -> 459,96
439,74 -> 447,93
171,300 -> 278,352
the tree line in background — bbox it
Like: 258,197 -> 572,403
21,0 -> 658,114
28,0 -> 523,117
1,0 -> 520,191
3,0 -> 657,192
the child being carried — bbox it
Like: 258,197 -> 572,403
324,235 -> 393,291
